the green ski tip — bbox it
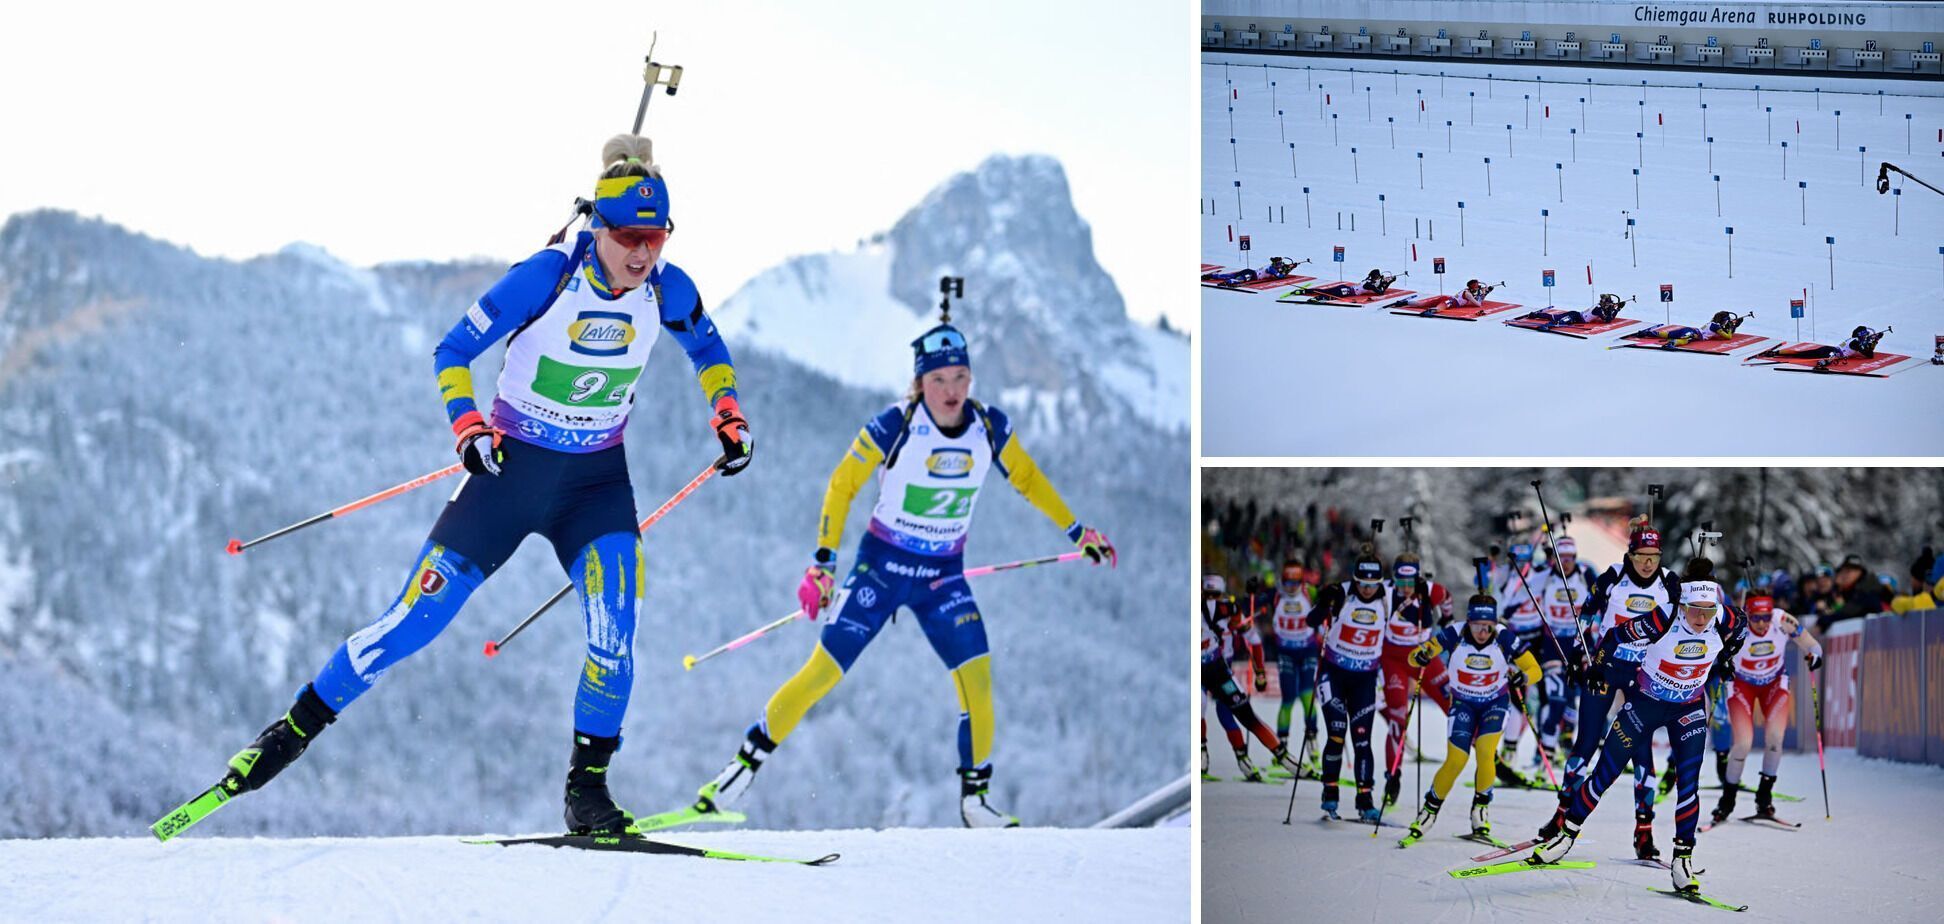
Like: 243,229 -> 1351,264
1650,887 -> 1749,912
151,783 -> 235,842
1449,858 -> 1595,879
629,804 -> 748,834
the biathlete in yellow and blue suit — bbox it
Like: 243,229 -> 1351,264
692,320 -> 1116,827
199,134 -> 754,838
1401,594 -> 1541,845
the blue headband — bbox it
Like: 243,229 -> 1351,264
592,174 -> 671,229
1467,602 -> 1497,622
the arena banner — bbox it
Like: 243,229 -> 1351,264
1928,610 -> 1944,767
1202,1 -> 1943,34
1857,611 -> 1927,764
1820,619 -> 1863,749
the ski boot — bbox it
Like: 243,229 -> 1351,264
1531,818 -> 1581,865
959,765 -> 1020,828
1408,793 -> 1442,840
1670,839 -> 1701,894
1320,783 -> 1341,819
1300,729 -> 1320,777
1633,810 -> 1660,862
1235,752 -> 1264,783
1752,772 -> 1779,820
1494,749 -> 1529,788
1355,786 -> 1379,823
1657,764 -> 1677,798
1710,782 -> 1740,826
221,685 -> 337,795
564,731 -> 635,835
1383,771 -> 1402,808
1713,749 -> 1730,787
1201,742 -> 1213,781
1469,793 -> 1493,839
696,725 -> 776,816
1271,744 -> 1305,778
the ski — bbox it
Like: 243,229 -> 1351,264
1319,814 -> 1406,829
1449,858 -> 1596,879
1201,773 -> 1222,782
1739,813 -> 1803,830
1398,829 -> 1425,848
151,780 -> 238,843
1649,887 -> 1749,912
464,834 -> 839,866
1772,366 -> 1889,378
1615,857 -> 1673,870
1469,838 -> 1542,863
627,803 -> 748,834
1457,831 -> 1511,849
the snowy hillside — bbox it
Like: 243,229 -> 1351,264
0,827 -> 1186,923
0,156 -> 1187,839
716,155 -> 1189,433
1201,56 -> 1943,456
1203,691 -> 1943,924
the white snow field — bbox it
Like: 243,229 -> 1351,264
1201,55 -> 1943,456
0,827 -> 1186,923
1201,688 -> 1944,923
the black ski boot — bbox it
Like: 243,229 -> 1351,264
1633,809 -> 1660,861
1753,772 -> 1779,819
1383,771 -> 1402,808
1495,750 -> 1528,788
564,732 -> 633,835
1538,800 -> 1569,841
1710,782 -> 1740,826
222,685 -> 337,795
1657,763 -> 1677,797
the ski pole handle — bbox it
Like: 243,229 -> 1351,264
226,462 -> 466,556
483,457 -> 723,659
927,551 -> 1089,590
682,608 -> 803,672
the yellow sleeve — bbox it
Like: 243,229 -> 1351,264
816,426 -> 884,552
997,435 -> 1078,533
1514,650 -> 1542,686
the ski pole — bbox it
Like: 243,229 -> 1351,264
927,551 -> 1089,589
683,607 -> 803,671
483,456 -> 723,658
1282,728 -> 1314,825
1374,676 -> 1419,837
1811,672 -> 1831,820
226,463 -> 465,556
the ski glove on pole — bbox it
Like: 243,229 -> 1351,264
798,549 -> 838,621
456,420 -> 505,477
712,396 -> 753,476
1070,525 -> 1117,567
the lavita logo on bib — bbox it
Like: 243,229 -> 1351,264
925,449 -> 974,479
567,311 -> 636,357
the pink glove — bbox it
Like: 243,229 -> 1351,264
1074,526 -> 1117,568
797,566 -> 836,621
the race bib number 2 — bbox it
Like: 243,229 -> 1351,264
902,485 -> 977,519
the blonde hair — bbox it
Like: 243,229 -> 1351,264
600,134 -> 663,180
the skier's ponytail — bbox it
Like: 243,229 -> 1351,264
600,134 -> 662,180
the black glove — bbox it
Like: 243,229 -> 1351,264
1805,651 -> 1824,672
455,420 -> 504,477
711,396 -> 753,476
1709,657 -> 1735,685
1510,681 -> 1529,713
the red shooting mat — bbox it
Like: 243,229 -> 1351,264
1279,283 -> 1416,305
1503,310 -> 1640,337
1388,298 -> 1522,321
1748,342 -> 1911,375
1615,326 -> 1769,354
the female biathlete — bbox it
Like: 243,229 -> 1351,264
1270,561 -> 1323,765
1378,553 -> 1454,807
1528,536 -> 1595,770
205,135 -> 755,836
1308,547 -> 1394,821
1533,584 -> 1745,896
1202,575 -> 1298,782
1402,595 -> 1541,845
691,319 -> 1115,827
1710,591 -> 1823,826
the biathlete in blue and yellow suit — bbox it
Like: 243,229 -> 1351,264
204,134 -> 754,837
1402,595 -> 1541,844
693,320 -> 1117,828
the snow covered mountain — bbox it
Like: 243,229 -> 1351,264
716,155 -> 1188,434
0,155 -> 1187,839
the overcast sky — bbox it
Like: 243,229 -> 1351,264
0,0 -> 1192,331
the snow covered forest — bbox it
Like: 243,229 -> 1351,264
1203,467 -> 1944,592
0,155 -> 1189,838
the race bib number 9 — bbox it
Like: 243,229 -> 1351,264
902,485 -> 978,519
532,356 -> 642,407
